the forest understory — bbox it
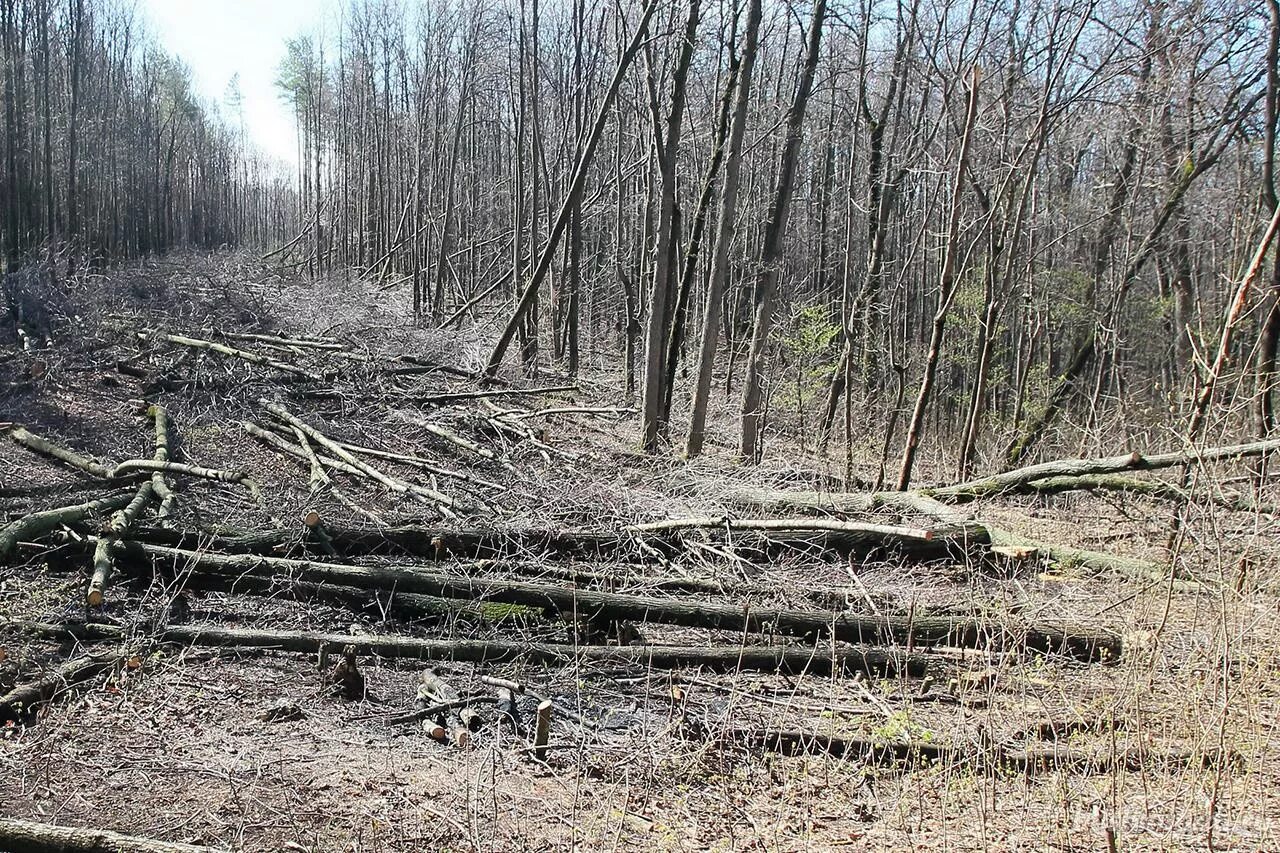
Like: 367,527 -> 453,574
0,252 -> 1276,852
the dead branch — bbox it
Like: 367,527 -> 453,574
144,331 -> 321,381
259,401 -> 469,512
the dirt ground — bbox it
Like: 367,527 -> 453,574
2,252 -> 1278,851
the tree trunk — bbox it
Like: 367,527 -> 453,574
685,0 -> 762,458
739,0 -> 826,462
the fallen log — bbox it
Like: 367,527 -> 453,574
998,473 -> 1279,516
218,331 -> 345,351
0,650 -> 120,722
89,482 -> 155,606
931,437 -> 1280,502
112,542 -> 1120,660
117,527 -> 730,595
8,425 -> 113,477
0,491 -> 135,560
985,528 -> 1201,590
148,405 -> 176,519
0,818 -> 216,852
721,485 -> 975,527
9,620 -> 928,677
730,729 -> 1228,774
628,516 -> 966,542
721,486 -> 1189,588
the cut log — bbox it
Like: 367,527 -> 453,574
0,491 -> 135,560
110,541 -> 1120,660
417,669 -> 476,743
984,527 -> 1201,591
10,619 -> 928,677
0,818 -> 215,852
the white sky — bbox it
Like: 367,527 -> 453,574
136,0 -> 335,168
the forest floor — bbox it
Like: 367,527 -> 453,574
1,252 -> 1278,852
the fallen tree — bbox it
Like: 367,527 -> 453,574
120,515 -> 966,563
928,437 -> 1280,502
730,728 -> 1228,775
110,541 -> 1121,660
143,330 -> 321,381
721,486 -> 1192,588
8,620 -> 928,678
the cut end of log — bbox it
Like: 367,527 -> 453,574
990,544 -> 1038,561
302,510 -> 323,529
86,588 -> 105,608
533,697 -> 553,760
